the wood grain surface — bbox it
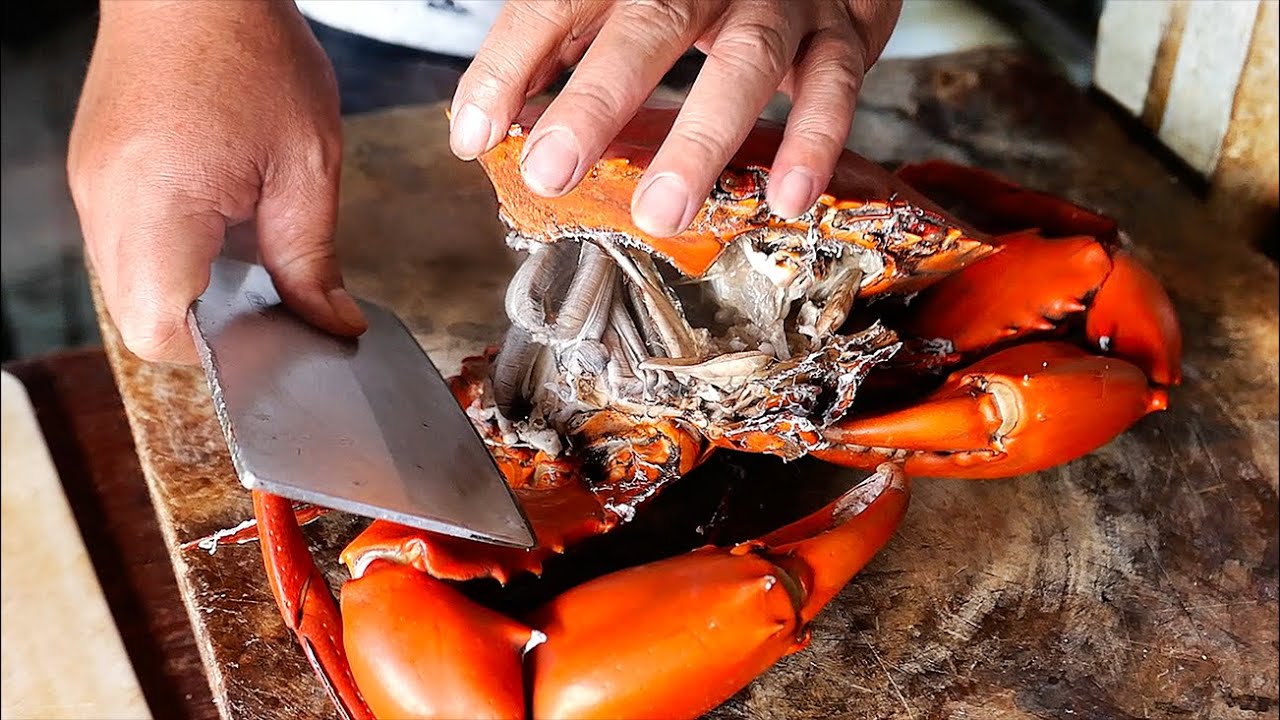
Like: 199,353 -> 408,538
91,49 -> 1278,719
1,370 -> 150,720
4,349 -> 219,720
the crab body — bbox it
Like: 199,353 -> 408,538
247,105 -> 1181,719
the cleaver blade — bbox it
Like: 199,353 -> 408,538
188,257 -> 536,549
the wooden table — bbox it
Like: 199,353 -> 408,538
15,48 -> 1277,719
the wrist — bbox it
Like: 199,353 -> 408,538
99,0 -> 299,28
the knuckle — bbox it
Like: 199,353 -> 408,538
295,131 -> 342,180
713,20 -> 791,79
118,308 -> 185,361
85,130 -> 231,205
272,240 -> 338,287
787,121 -> 846,154
808,28 -> 866,83
516,0 -> 576,29
670,117 -> 732,165
461,0 -> 579,107
620,0 -> 696,35
793,35 -> 864,112
557,81 -> 629,130
463,52 -> 528,106
68,130 -> 149,189
816,47 -> 863,91
69,132 -> 179,211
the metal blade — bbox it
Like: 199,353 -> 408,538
188,257 -> 536,549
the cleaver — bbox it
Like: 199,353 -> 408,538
188,256 -> 536,549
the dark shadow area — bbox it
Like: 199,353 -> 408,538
308,20 -> 471,116
1089,88 -> 1213,196
973,0 -> 1103,86
1259,210 -> 1279,264
464,450 -> 869,615
1,0 -> 95,49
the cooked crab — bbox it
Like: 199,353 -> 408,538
241,103 -> 1181,720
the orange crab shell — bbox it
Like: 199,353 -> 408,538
476,103 -> 997,295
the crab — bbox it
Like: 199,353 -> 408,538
241,103 -> 1181,719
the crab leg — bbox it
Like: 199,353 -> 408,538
252,492 -> 372,719
337,465 -> 907,720
814,342 -> 1168,479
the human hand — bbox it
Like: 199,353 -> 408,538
68,0 -> 366,365
449,0 -> 902,237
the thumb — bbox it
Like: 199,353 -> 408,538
255,169 -> 368,338
99,202 -> 226,365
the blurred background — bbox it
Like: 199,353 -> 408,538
1,0 -> 1274,364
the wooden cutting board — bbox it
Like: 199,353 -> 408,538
1,371 -> 152,720
92,49 -> 1278,719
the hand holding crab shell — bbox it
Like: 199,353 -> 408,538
449,0 -> 905,230
243,104 -> 1182,719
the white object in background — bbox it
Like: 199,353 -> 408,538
295,0 -> 504,58
881,0 -> 1022,60
1094,0 -> 1270,178
1093,0 -> 1174,116
1,372 -> 152,720
295,0 -> 1020,62
1158,0 -> 1262,175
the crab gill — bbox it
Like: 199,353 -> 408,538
489,224 -> 901,444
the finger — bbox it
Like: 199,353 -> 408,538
105,197 -> 226,364
766,28 -> 864,219
632,4 -> 806,237
518,0 -> 723,197
450,1 -> 607,161
846,0 -> 904,68
256,143 -> 367,339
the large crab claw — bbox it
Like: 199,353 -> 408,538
338,465 -> 908,720
895,161 -> 1182,387
901,231 -> 1182,387
1084,249 -> 1183,387
815,342 -> 1167,479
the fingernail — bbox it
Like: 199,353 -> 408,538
520,127 -> 580,196
769,168 -> 818,219
632,173 -> 695,237
327,287 -> 368,333
450,103 -> 493,160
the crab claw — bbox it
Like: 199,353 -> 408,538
334,467 -> 907,720
341,560 -> 538,719
1086,249 -> 1183,386
903,230 -> 1112,354
528,464 -> 908,720
901,232 -> 1181,388
815,343 -> 1167,479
